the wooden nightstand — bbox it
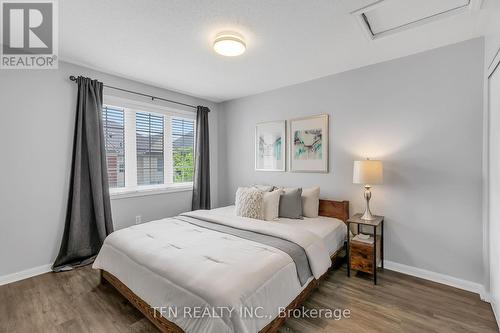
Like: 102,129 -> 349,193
347,213 -> 384,284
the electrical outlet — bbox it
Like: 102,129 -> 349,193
135,215 -> 142,224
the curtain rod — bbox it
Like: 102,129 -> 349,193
69,75 -> 198,109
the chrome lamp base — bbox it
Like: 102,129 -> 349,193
361,185 -> 376,220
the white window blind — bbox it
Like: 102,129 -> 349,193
136,112 -> 165,185
102,96 -> 195,196
102,106 -> 125,188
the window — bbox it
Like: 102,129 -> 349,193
172,118 -> 195,183
102,106 -> 125,188
101,97 -> 196,196
136,112 -> 164,185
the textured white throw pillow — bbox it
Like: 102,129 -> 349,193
235,187 -> 264,220
302,187 -> 320,218
262,190 -> 281,221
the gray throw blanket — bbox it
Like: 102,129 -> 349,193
175,216 -> 313,286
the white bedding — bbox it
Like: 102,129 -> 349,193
93,208 -> 338,333
211,206 -> 347,256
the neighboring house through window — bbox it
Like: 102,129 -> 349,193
102,105 -> 125,188
136,111 -> 165,186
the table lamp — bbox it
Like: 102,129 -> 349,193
353,159 -> 383,220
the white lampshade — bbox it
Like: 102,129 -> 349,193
353,160 -> 383,185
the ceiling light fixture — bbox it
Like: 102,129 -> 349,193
213,32 -> 246,57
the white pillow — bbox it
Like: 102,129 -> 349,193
235,187 -> 264,220
301,187 -> 320,218
262,190 -> 281,221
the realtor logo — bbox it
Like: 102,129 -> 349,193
1,0 -> 58,69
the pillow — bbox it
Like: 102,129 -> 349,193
262,190 -> 281,221
302,187 -> 320,218
251,184 -> 275,192
279,188 -> 303,219
235,187 -> 264,220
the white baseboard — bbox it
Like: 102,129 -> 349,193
0,264 -> 52,286
0,260 -> 490,301
491,299 -> 500,330
384,260 -> 488,301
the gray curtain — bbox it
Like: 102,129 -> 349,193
192,106 -> 211,210
53,76 -> 114,272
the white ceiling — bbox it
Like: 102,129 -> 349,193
60,0 -> 499,102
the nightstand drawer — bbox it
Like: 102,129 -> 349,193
349,239 -> 381,274
350,241 -> 373,273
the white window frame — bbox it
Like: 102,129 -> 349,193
103,95 -> 196,199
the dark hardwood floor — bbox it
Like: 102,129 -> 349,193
0,265 -> 497,333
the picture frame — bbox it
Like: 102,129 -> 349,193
255,120 -> 286,171
289,114 -> 329,173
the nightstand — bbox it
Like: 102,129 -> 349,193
347,213 -> 384,284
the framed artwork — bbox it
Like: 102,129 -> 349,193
289,114 -> 329,173
255,120 -> 286,171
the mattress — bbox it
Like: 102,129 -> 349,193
93,208 -> 332,333
211,206 -> 347,256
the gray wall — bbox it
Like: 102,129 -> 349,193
219,38 -> 485,284
0,61 -> 220,277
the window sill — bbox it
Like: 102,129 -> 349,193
110,185 -> 193,200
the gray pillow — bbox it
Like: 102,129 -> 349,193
279,188 -> 303,219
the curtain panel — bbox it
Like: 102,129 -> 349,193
53,76 -> 114,272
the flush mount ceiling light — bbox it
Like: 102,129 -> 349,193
213,32 -> 246,57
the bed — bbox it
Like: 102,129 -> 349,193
93,199 -> 349,333
210,205 -> 346,258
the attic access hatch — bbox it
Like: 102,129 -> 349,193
351,0 -> 483,40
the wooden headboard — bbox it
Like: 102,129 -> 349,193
318,199 -> 349,223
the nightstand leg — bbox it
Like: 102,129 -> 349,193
381,221 -> 384,270
373,225 -> 377,285
347,222 -> 351,277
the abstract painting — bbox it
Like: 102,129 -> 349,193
289,114 -> 328,172
293,128 -> 322,160
255,121 -> 286,171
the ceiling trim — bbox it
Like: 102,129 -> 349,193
351,0 -> 483,41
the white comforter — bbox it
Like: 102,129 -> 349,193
93,209 -> 331,333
